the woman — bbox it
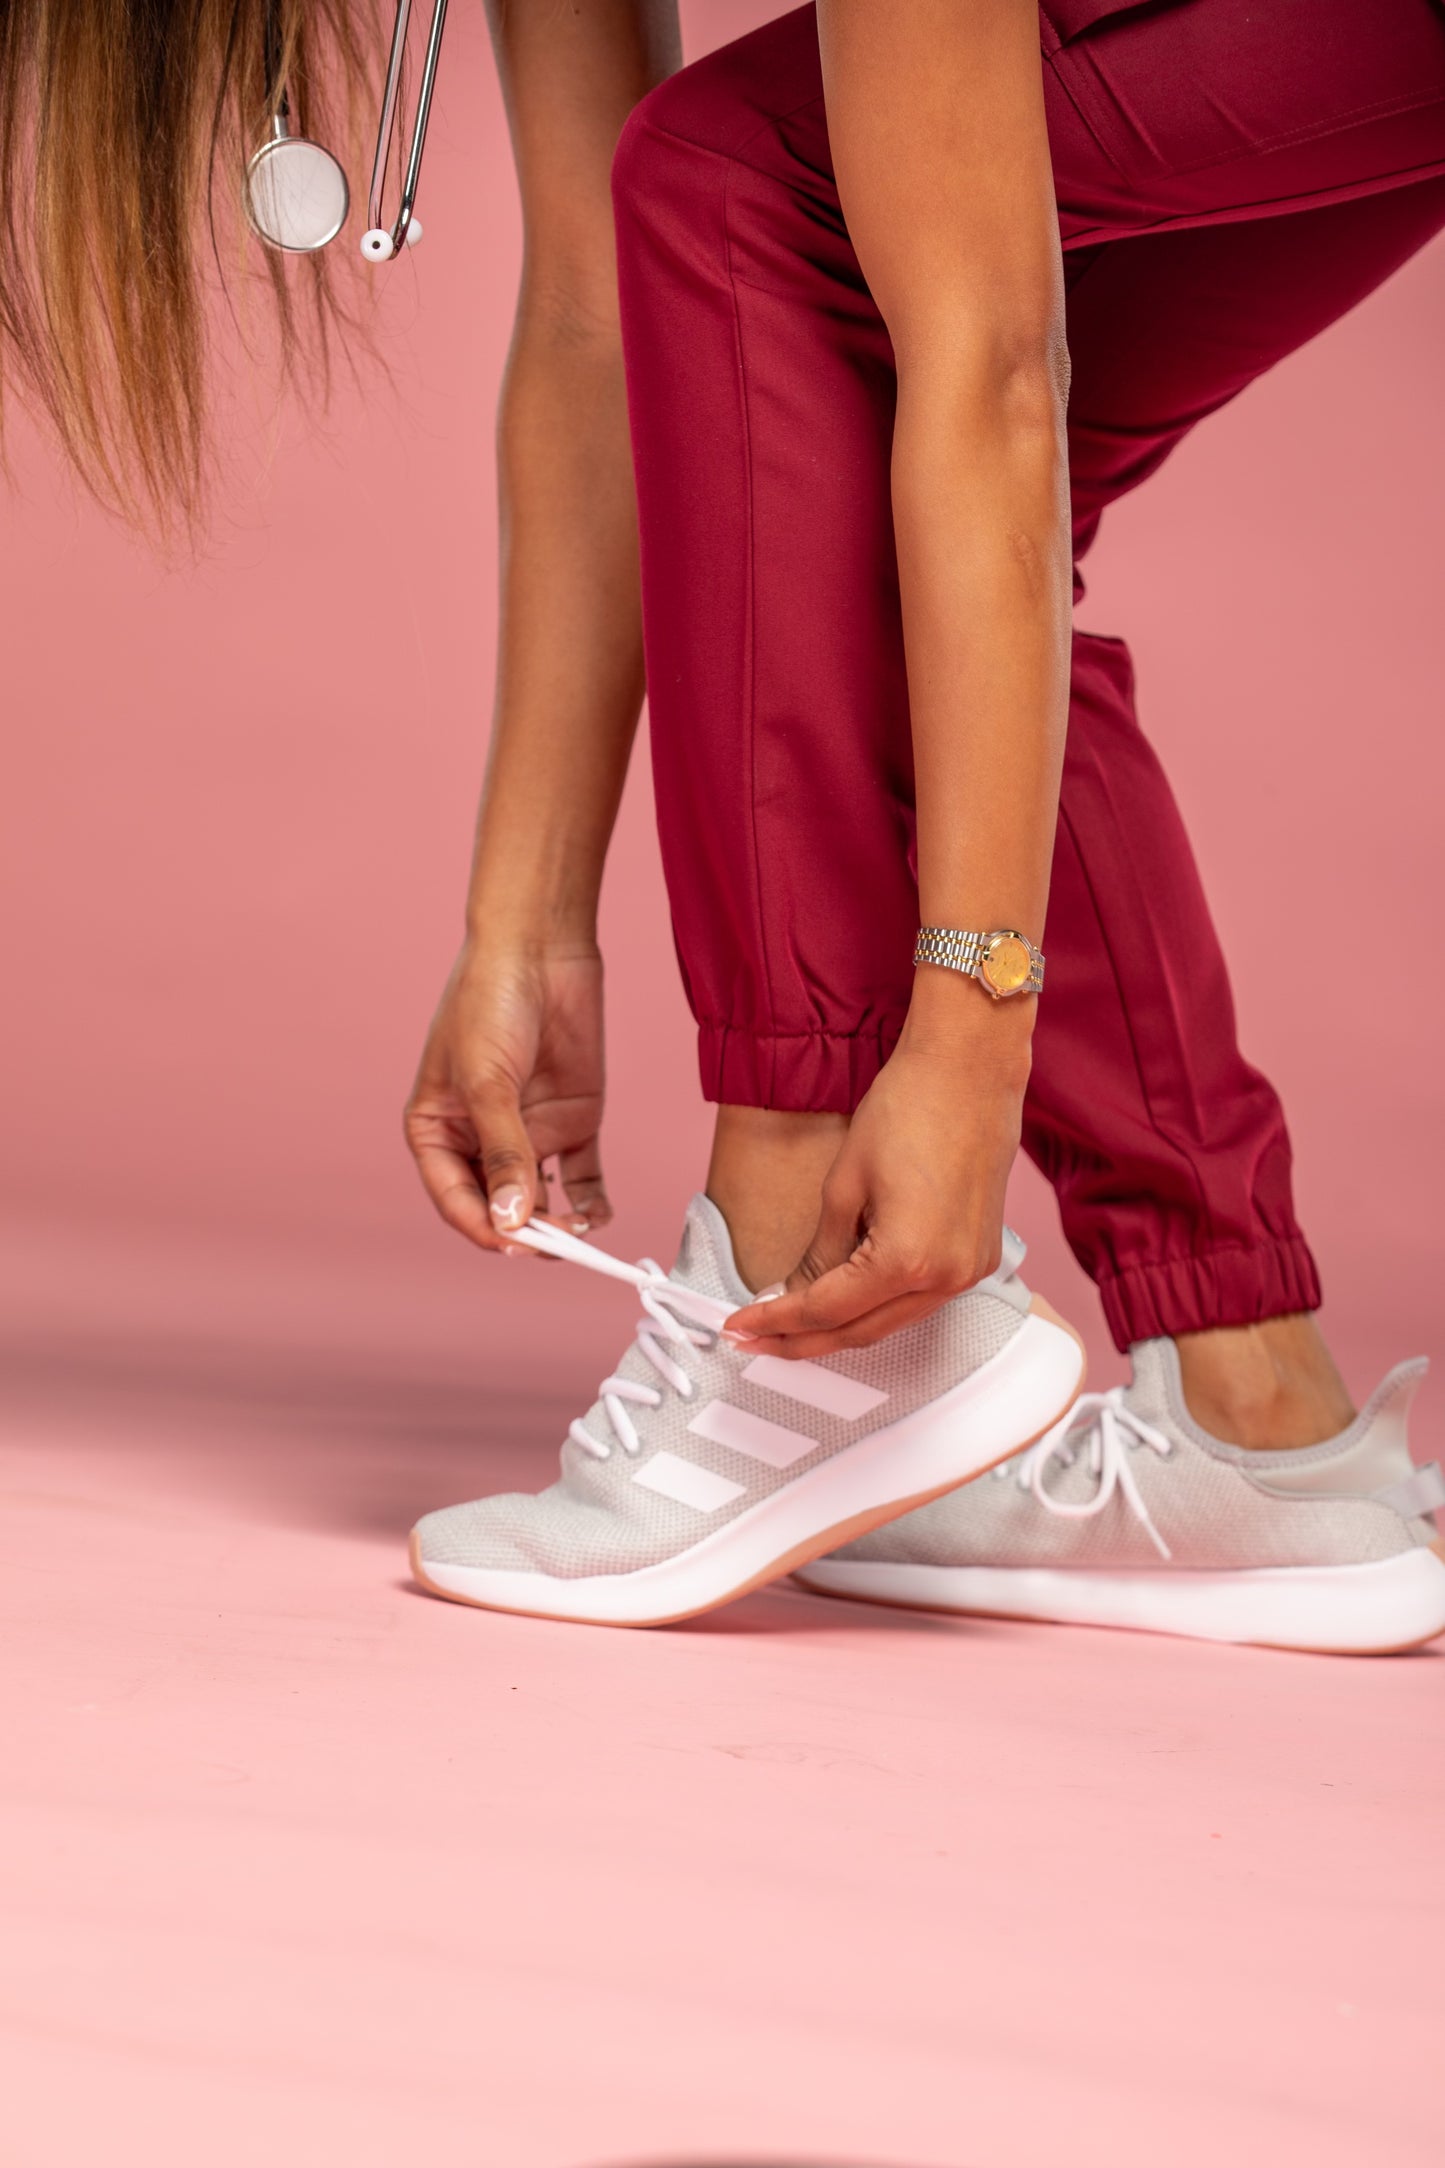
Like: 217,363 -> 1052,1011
7,3 -> 1443,1645
404,0 -> 1445,1645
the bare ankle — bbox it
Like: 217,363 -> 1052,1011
705,1104 -> 848,1291
1172,1314 -> 1355,1448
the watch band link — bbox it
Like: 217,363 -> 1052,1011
914,925 -> 1045,996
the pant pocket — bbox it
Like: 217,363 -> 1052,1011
1046,0 -> 1445,182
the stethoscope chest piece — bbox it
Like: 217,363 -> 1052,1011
247,0 -> 448,264
245,121 -> 350,253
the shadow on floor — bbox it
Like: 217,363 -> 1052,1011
389,1571 -> 961,1640
1,1324 -> 565,1536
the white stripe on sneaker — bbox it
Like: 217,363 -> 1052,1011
687,1399 -> 818,1470
632,1452 -> 745,1513
741,1354 -> 887,1421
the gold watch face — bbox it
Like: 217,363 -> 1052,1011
980,933 -> 1033,996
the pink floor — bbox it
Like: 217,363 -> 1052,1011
4,13 -> 1444,2155
4,1220 -> 1443,2168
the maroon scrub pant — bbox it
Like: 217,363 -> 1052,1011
611,0 -> 1445,1348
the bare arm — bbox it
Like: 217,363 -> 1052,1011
827,0 -> 1070,954
475,0 -> 680,941
406,1 -> 679,1250
730,0 -> 1071,1350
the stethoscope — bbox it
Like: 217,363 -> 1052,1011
244,0 -> 449,261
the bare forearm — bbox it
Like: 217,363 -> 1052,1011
469,0 -> 681,954
892,355 -> 1071,1073
895,360 -> 1070,936
819,0 -> 1070,1075
407,1 -> 678,1252
469,315 -> 644,949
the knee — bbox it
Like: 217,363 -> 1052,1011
612,18 -> 820,246
611,65 -> 718,222
611,89 -> 678,223
612,18 -> 796,213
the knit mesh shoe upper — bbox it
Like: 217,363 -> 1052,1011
816,1337 -> 1442,1575
413,1194 -> 1037,1582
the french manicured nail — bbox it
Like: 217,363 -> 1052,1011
722,1329 -> 758,1347
756,1283 -> 786,1302
489,1185 -> 527,1231
570,1216 -> 591,1235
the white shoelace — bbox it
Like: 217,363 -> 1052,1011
997,1385 -> 1176,1559
507,1217 -> 734,1461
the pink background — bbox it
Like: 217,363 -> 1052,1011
3,8 -> 1444,2165
1,0 -> 1442,1393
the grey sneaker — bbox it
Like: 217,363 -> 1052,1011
794,1338 -> 1445,1653
410,1195 -> 1085,1627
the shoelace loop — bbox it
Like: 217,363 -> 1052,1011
1000,1385 -> 1175,1559
508,1217 -> 734,1461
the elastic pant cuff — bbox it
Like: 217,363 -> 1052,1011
1098,1236 -> 1323,1352
698,1022 -> 904,1115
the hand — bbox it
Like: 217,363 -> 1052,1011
405,939 -> 612,1254
724,1004 -> 1030,1356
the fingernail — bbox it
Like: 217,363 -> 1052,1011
755,1283 -> 786,1302
489,1185 -> 527,1231
570,1217 -> 591,1235
722,1329 -> 757,1348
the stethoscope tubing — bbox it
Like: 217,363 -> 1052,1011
367,0 -> 450,255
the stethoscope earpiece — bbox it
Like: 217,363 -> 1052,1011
361,216 -> 425,262
250,0 -> 447,263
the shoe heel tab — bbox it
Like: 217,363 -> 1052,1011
1319,1356 -> 1431,1508
1360,1356 -> 1428,1438
1248,1356 -> 1429,1505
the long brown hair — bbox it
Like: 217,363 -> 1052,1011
0,3 -> 376,532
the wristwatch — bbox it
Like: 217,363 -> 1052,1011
914,926 -> 1045,999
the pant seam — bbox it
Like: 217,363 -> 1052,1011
1059,156 -> 1445,252
1043,52 -> 1129,181
716,151 -> 778,1098
1148,89 -> 1445,183
1047,786 -> 1214,1240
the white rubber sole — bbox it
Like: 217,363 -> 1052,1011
791,1547 -> 1445,1654
411,1305 -> 1085,1627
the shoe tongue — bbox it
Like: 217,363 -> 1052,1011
671,1193 -> 754,1307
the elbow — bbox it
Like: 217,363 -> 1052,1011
895,316 -> 1071,445
890,319 -> 1072,589
518,267 -> 624,353
1003,327 -> 1071,436
970,328 -> 1071,445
